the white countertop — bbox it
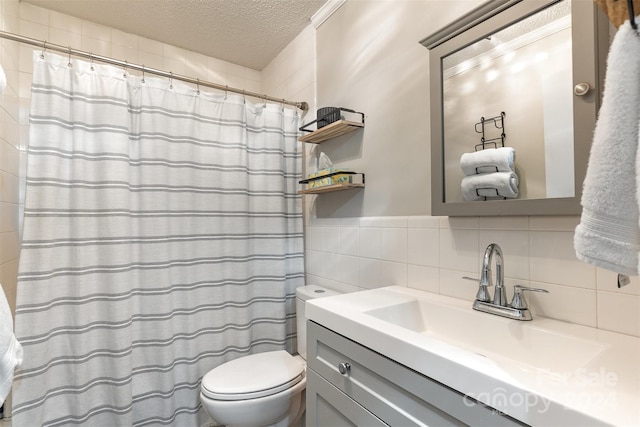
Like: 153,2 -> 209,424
306,286 -> 640,427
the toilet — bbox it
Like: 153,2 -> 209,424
200,285 -> 339,427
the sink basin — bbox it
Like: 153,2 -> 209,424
365,298 -> 606,372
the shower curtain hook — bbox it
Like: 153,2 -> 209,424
169,72 -> 173,90
263,94 -> 268,108
141,65 -> 145,84
40,40 -> 47,59
242,89 -> 246,104
224,85 -> 228,100
89,53 -> 95,71
123,60 -> 128,78
67,46 -> 73,68
196,78 -> 200,95
281,98 -> 286,112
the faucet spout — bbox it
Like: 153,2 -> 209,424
481,243 -> 506,306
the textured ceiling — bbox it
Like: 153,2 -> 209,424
23,0 -> 328,70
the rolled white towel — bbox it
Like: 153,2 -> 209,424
460,147 -> 516,175
461,172 -> 519,201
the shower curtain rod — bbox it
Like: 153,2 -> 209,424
0,30 -> 309,111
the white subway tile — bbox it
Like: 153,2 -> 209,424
323,252 -> 340,281
19,3 -> 49,25
528,281 -> 597,327
19,19 -> 48,42
359,227 -> 381,259
49,11 -> 82,34
305,226 -> 324,252
438,269 -> 479,301
340,255 -> 360,286
378,216 -> 407,228
81,37 -> 111,57
81,20 -> 111,43
440,216 -> 478,229
111,29 -> 138,49
596,268 -> 640,296
529,215 -> 580,231
407,264 -> 439,293
530,231 -> 596,288
597,291 -> 640,337
305,250 -> 324,278
439,228 -> 479,272
408,215 -> 439,229
479,216 -> 529,230
359,258 -> 382,289
359,216 -> 381,228
322,226 -> 340,253
380,261 -> 407,287
48,28 -> 82,51
380,228 -> 407,263
339,226 -> 359,257
408,228 -> 439,267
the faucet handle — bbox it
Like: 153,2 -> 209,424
462,276 -> 492,303
511,285 -> 549,310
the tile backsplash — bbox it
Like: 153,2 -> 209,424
305,213 -> 640,338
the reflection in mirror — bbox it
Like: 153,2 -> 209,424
443,0 -> 573,203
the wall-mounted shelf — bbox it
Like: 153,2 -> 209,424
299,182 -> 365,195
298,120 -> 364,144
298,171 -> 365,195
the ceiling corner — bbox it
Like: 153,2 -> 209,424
310,0 -> 347,29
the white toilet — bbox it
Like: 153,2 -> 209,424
200,285 -> 338,427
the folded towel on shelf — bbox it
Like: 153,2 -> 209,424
460,147 -> 516,175
461,172 -> 519,201
0,284 -> 22,405
574,22 -> 640,275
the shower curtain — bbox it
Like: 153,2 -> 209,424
12,52 -> 304,426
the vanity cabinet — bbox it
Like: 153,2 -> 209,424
306,321 -> 527,427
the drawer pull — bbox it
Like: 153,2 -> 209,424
338,362 -> 351,375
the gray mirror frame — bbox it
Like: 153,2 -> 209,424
421,0 -> 609,216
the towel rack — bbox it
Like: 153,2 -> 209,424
628,0 -> 637,29
474,111 -> 506,151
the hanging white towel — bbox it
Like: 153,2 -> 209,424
0,284 -> 22,405
460,147 -> 516,175
574,22 -> 640,276
461,172 -> 519,201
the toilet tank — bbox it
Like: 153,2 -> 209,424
295,285 -> 339,360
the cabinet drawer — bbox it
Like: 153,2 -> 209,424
307,321 -> 526,427
306,368 -> 387,427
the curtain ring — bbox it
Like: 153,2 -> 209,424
40,40 -> 47,59
196,78 -> 200,95
281,98 -> 286,112
242,89 -> 246,104
123,60 -> 128,78
67,46 -> 72,68
224,85 -> 228,100
263,94 -> 268,108
169,72 -> 173,89
141,65 -> 145,84
89,53 -> 95,71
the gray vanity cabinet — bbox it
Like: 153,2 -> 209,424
306,321 -> 527,427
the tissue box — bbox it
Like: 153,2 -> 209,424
308,168 -> 352,188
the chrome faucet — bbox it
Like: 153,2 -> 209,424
471,243 -> 549,321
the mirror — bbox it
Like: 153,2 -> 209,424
421,0 -> 609,216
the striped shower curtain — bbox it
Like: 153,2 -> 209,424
12,52 -> 304,426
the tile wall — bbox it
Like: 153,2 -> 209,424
303,213 -> 640,338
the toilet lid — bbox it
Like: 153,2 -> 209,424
201,350 -> 305,401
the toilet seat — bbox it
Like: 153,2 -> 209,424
201,350 -> 305,401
